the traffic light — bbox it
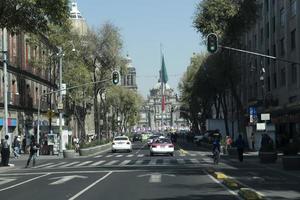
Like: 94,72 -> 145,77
171,106 -> 174,112
207,33 -> 218,53
112,70 -> 120,85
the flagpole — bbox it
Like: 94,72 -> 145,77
160,43 -> 164,131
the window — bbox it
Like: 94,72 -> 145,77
280,38 -> 285,56
280,68 -> 286,86
266,22 -> 269,38
280,8 -> 285,26
273,44 -> 276,57
272,16 -> 275,32
290,0 -> 296,16
291,64 -> 297,84
273,72 -> 277,89
291,29 -> 296,50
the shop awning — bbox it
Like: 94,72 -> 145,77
0,118 -> 17,127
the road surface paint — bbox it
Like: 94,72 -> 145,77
138,173 -> 175,183
0,177 -> 16,186
49,175 -> 87,185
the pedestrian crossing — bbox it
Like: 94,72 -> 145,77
93,153 -> 199,159
33,157 -> 214,169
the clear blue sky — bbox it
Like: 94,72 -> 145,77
77,0 -> 205,97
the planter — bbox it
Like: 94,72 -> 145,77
282,156 -> 300,170
63,149 -> 76,158
227,147 -> 238,156
79,143 -> 111,156
258,151 -> 277,164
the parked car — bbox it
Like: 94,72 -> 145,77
111,136 -> 132,153
132,134 -> 142,142
150,138 -> 174,156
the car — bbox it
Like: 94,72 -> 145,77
111,136 -> 132,153
147,135 -> 160,146
193,134 -> 204,144
150,138 -> 174,156
132,134 -> 142,142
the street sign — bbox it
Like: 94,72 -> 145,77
256,123 -> 266,131
49,175 -> 87,185
261,113 -> 270,121
61,83 -> 66,95
249,107 -> 257,124
47,110 -> 55,119
58,102 -> 63,110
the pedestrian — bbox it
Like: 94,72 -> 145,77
225,136 -> 233,154
250,133 -> 255,150
1,135 -> 10,166
22,137 -> 26,154
25,136 -> 39,168
235,134 -> 245,162
13,136 -> 21,158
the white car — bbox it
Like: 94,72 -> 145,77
150,138 -> 174,156
111,136 -> 132,153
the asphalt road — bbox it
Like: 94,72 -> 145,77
0,142 -> 240,200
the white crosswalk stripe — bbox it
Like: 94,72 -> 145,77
106,155 -> 114,158
119,160 -> 131,166
94,155 -> 103,158
190,154 -> 197,157
59,161 -> 80,168
104,160 -> 119,165
116,154 -> 123,158
137,154 -> 144,157
90,160 -> 106,166
44,162 -> 67,168
126,154 -> 134,157
177,158 -> 185,164
163,159 -> 170,165
74,161 -> 93,167
149,159 -> 157,165
135,159 -> 144,165
34,162 -> 54,168
190,158 -> 200,164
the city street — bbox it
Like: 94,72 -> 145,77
1,141 -> 300,200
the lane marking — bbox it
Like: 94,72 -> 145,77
74,161 -> 93,167
119,160 -> 131,166
106,154 -> 113,158
177,158 -> 185,164
190,154 -> 197,157
163,159 -> 170,165
126,154 -> 134,157
104,160 -> 118,165
116,154 -> 123,158
68,171 -> 113,200
0,173 -> 51,192
149,159 -> 157,165
49,175 -> 87,185
59,162 -> 80,168
190,159 -> 200,164
137,154 -> 144,157
203,170 -> 242,200
94,155 -> 103,158
135,159 -> 144,165
135,143 -> 147,154
149,173 -> 161,183
34,163 -> 54,168
90,160 -> 106,166
44,162 -> 67,169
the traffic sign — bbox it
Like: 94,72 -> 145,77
47,110 -> 55,119
58,103 -> 63,110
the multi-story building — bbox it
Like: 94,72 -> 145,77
235,0 -> 300,147
138,75 -> 188,131
70,0 -> 88,36
121,55 -> 138,91
0,31 -> 57,143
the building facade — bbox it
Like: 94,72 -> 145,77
70,1 -> 88,36
235,0 -> 300,147
138,78 -> 188,131
121,55 -> 137,91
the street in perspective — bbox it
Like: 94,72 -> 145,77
1,0 -> 300,200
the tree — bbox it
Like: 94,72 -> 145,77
83,23 -> 125,140
106,86 -> 143,133
0,0 -> 69,34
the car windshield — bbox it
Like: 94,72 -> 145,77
154,138 -> 171,144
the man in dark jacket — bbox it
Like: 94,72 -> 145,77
25,136 -> 39,168
1,135 -> 10,166
235,134 -> 245,162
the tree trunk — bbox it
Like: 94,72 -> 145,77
220,93 -> 230,136
93,85 -> 100,140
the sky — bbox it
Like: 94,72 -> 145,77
77,0 -> 205,97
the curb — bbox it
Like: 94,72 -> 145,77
239,188 -> 264,200
205,168 -> 265,200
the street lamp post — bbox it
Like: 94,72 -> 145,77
58,47 -> 63,154
2,28 -> 9,142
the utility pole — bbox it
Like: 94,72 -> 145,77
59,47 -> 63,153
2,28 -> 8,141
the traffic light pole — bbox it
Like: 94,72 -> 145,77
219,45 -> 300,65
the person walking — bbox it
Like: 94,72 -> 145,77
235,134 -> 245,162
225,136 -> 233,154
1,135 -> 10,166
13,136 -> 21,158
25,136 -> 39,168
250,133 -> 255,150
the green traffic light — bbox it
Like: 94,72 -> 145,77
207,33 -> 218,53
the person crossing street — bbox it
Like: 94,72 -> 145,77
25,136 -> 40,168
